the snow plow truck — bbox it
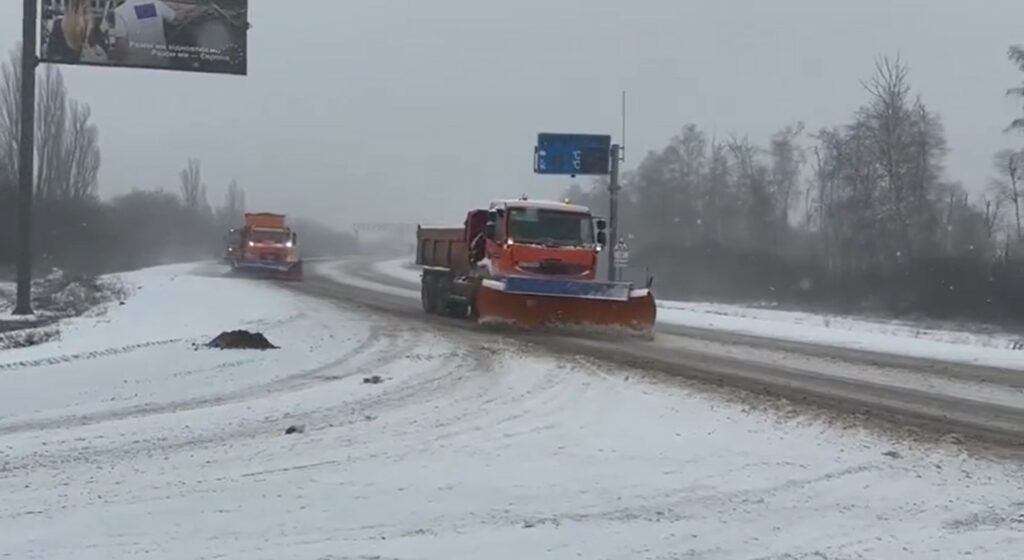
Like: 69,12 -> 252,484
224,213 -> 303,281
416,198 -> 656,334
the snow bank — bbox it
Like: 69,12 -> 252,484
658,300 -> 1024,370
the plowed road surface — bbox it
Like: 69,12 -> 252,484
305,258 -> 1024,446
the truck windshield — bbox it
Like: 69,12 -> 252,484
507,208 -> 594,246
251,230 -> 291,244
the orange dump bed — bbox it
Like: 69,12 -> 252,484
245,213 -> 287,229
416,226 -> 469,274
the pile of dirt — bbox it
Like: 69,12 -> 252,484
206,330 -> 278,350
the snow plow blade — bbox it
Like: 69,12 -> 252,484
231,261 -> 303,281
475,277 -> 656,334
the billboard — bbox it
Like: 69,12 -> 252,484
39,0 -> 248,75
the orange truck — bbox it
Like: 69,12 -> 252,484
416,198 -> 655,333
225,212 -> 303,281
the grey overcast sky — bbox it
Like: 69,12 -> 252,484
1,0 -> 1022,228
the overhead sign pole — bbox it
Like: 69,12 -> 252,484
606,144 -> 621,283
14,0 -> 39,316
9,1 -> 251,314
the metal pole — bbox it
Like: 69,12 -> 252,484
14,0 -> 38,315
607,143 -> 621,282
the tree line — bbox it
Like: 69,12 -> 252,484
0,45 -> 354,280
568,49 -> 1024,324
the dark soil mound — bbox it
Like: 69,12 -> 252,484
206,330 -> 278,350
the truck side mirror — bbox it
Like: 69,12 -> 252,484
597,231 -> 608,246
485,209 -> 499,240
292,233 -> 298,244
595,219 -> 607,231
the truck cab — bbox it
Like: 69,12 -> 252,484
473,199 -> 608,280
240,213 -> 299,266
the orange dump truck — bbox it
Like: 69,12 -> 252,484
225,212 -> 303,281
416,198 -> 655,333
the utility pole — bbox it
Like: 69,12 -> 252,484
14,0 -> 38,315
606,143 -> 621,282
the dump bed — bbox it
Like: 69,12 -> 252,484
245,213 -> 287,229
416,226 -> 469,274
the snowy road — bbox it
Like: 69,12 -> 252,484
3,262 -> 1024,559
308,258 -> 1024,445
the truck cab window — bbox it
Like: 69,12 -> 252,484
507,208 -> 594,247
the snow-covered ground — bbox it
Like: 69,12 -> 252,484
0,263 -> 371,426
2,261 -> 1023,559
370,257 -> 1024,370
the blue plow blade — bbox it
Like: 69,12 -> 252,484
496,276 -> 633,302
236,261 -> 294,272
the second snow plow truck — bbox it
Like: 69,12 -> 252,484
225,212 -> 303,281
416,198 -> 656,334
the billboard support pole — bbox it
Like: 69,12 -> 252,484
606,143 -> 621,283
14,0 -> 38,315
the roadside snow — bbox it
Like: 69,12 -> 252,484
374,257 -> 423,286
0,262 -> 369,426
657,301 -> 1024,370
372,257 -> 1024,370
1,262 -> 1022,559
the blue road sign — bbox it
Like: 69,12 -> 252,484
534,133 -> 612,176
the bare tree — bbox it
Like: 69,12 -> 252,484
1007,45 -> 1024,133
64,100 -> 100,200
862,55 -> 914,256
726,136 -> 774,251
769,122 -> 806,235
981,187 -> 1004,241
993,149 -> 1024,240
0,46 -> 20,188
217,178 -> 246,227
35,65 -> 68,199
225,179 -> 245,213
179,158 -> 208,211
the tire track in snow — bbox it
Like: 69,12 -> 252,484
0,313 -> 308,374
0,322 -> 397,438
0,324 -> 468,486
0,338 -> 187,372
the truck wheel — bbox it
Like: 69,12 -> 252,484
423,277 -> 442,314
445,302 -> 469,318
421,280 -> 433,313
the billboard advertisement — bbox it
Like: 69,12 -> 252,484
39,0 -> 248,75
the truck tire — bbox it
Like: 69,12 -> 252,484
422,274 -> 444,315
434,278 -> 451,316
421,279 -> 434,314
445,302 -> 470,318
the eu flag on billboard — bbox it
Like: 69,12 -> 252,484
134,3 -> 159,19
39,0 -> 249,76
